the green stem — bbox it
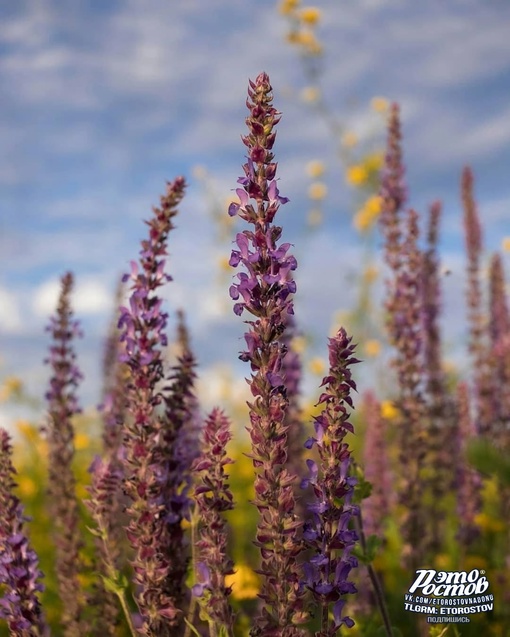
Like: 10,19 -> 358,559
355,510 -> 394,637
115,590 -> 138,637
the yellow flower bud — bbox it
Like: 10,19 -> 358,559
308,182 -> 328,201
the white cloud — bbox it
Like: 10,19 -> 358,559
0,286 -> 22,333
32,276 -> 112,318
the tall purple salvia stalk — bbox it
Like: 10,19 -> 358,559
228,72 -> 306,636
462,167 -> 495,437
455,382 -> 482,550
301,328 -> 359,635
159,310 -> 201,631
118,176 -> 187,636
421,202 -> 457,551
379,108 -> 428,570
361,391 -> 392,539
191,408 -> 235,637
0,429 -> 49,637
488,253 -> 510,444
43,271 -> 85,637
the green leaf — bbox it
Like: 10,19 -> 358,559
183,618 -> 201,637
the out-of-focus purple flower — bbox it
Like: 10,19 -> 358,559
462,167 -> 495,437
0,429 -> 49,637
42,271 -> 85,637
488,253 -> 510,445
361,391 -> 393,538
301,328 -> 359,635
455,382 -> 482,547
191,408 -> 235,635
159,310 -> 201,616
119,177 -> 187,636
229,72 -> 306,636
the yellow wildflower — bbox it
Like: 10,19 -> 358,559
364,340 -> 381,357
300,7 -> 321,25
353,209 -> 372,233
346,165 -> 368,187
308,182 -> 327,201
306,160 -> 325,178
463,555 -> 487,572
434,553 -> 453,571
364,194 -> 382,216
74,432 -> 90,451
290,336 -> 307,354
381,400 -> 399,420
17,419 -> 38,442
341,131 -> 358,148
363,265 -> 378,283
474,512 -> 505,533
217,256 -> 231,272
371,96 -> 389,113
225,564 -> 260,600
307,208 -> 323,227
309,357 -> 326,375
17,476 -> 37,498
0,376 -> 23,401
363,152 -> 383,174
502,237 -> 510,252
300,86 -> 320,103
279,0 -> 300,15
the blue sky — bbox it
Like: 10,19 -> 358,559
1,0 -> 510,428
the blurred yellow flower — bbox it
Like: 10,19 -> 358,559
290,336 -> 307,354
463,555 -> 487,572
0,376 -> 23,401
308,182 -> 327,201
353,195 -> 382,233
341,131 -> 358,148
371,96 -> 389,113
353,209 -> 372,233
217,256 -> 231,272
300,7 -> 321,24
363,152 -> 384,174
17,419 -> 38,442
381,401 -> 399,420
225,564 -> 260,600
309,357 -> 326,375
434,553 -> 453,571
346,165 -> 368,187
474,512 -> 505,533
75,433 -> 90,451
301,86 -> 320,103
364,340 -> 381,357
502,237 -> 510,251
279,0 -> 300,15
364,194 -> 382,215
307,208 -> 323,227
17,476 -> 37,498
306,160 -> 325,178
363,265 -> 378,283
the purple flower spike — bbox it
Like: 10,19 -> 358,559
43,271 -> 85,637
192,409 -> 235,635
301,328 -> 359,636
229,72 -> 307,636
119,177 -> 187,636
0,429 -> 49,637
